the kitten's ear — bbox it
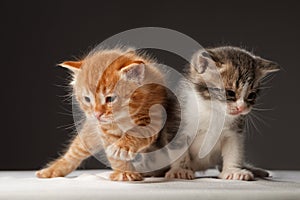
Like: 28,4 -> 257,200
120,61 -> 145,84
191,49 -> 217,74
58,61 -> 82,72
256,57 -> 280,78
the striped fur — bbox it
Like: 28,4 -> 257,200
166,46 -> 279,181
36,48 -> 180,181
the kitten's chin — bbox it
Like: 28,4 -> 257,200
98,118 -> 112,125
228,109 -> 251,116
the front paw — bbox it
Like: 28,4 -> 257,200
165,168 -> 195,180
36,159 -> 73,178
36,166 -> 64,178
109,170 -> 143,181
106,143 -> 136,161
219,168 -> 254,181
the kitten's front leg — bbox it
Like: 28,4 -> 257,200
165,152 -> 195,180
165,132 -> 195,179
219,133 -> 254,181
36,123 -> 101,178
36,135 -> 90,178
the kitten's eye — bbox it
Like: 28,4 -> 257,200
226,90 -> 236,98
247,92 -> 257,101
84,96 -> 90,103
106,95 -> 117,103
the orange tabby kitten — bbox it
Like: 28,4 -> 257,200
36,48 -> 180,181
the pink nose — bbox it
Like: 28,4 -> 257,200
237,106 -> 245,112
94,111 -> 104,120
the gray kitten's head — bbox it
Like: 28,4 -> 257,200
189,46 -> 280,116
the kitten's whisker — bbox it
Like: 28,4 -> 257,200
53,83 -> 72,89
57,112 -> 83,117
57,112 -> 74,116
252,107 -> 274,111
244,117 -> 253,139
60,97 -> 74,104
252,110 -> 276,121
57,118 -> 85,130
57,123 -> 76,130
246,114 -> 262,135
57,95 -> 73,100
58,106 -> 74,114
253,102 -> 264,107
256,93 -> 271,101
57,92 -> 74,98
257,86 -> 272,90
249,112 -> 270,128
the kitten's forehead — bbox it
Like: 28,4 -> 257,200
76,50 -> 132,94
96,53 -> 139,95
216,49 -> 257,90
239,81 -> 249,98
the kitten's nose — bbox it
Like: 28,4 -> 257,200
94,111 -> 104,120
237,105 -> 245,112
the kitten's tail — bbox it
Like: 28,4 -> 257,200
242,163 -> 270,178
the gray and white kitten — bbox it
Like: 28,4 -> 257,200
165,46 -> 279,180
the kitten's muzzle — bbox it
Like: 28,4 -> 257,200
94,111 -> 104,120
94,111 -> 111,123
229,105 -> 250,115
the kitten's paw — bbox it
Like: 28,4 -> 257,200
109,171 -> 143,181
219,168 -> 254,181
36,167 -> 65,178
165,168 -> 195,180
106,143 -> 136,161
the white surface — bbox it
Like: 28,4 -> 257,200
0,169 -> 300,200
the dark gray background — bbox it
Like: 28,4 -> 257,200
1,1 -> 299,170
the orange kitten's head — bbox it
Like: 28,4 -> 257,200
59,48 -> 164,126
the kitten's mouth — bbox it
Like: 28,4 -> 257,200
99,118 -> 108,122
228,109 -> 250,116
229,111 -> 243,116
98,118 -> 112,124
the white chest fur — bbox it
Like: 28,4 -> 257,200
182,87 -> 239,170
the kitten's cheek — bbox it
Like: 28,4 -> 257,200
226,105 -> 235,114
242,108 -> 251,115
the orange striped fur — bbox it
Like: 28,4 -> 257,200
36,48 -> 168,181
